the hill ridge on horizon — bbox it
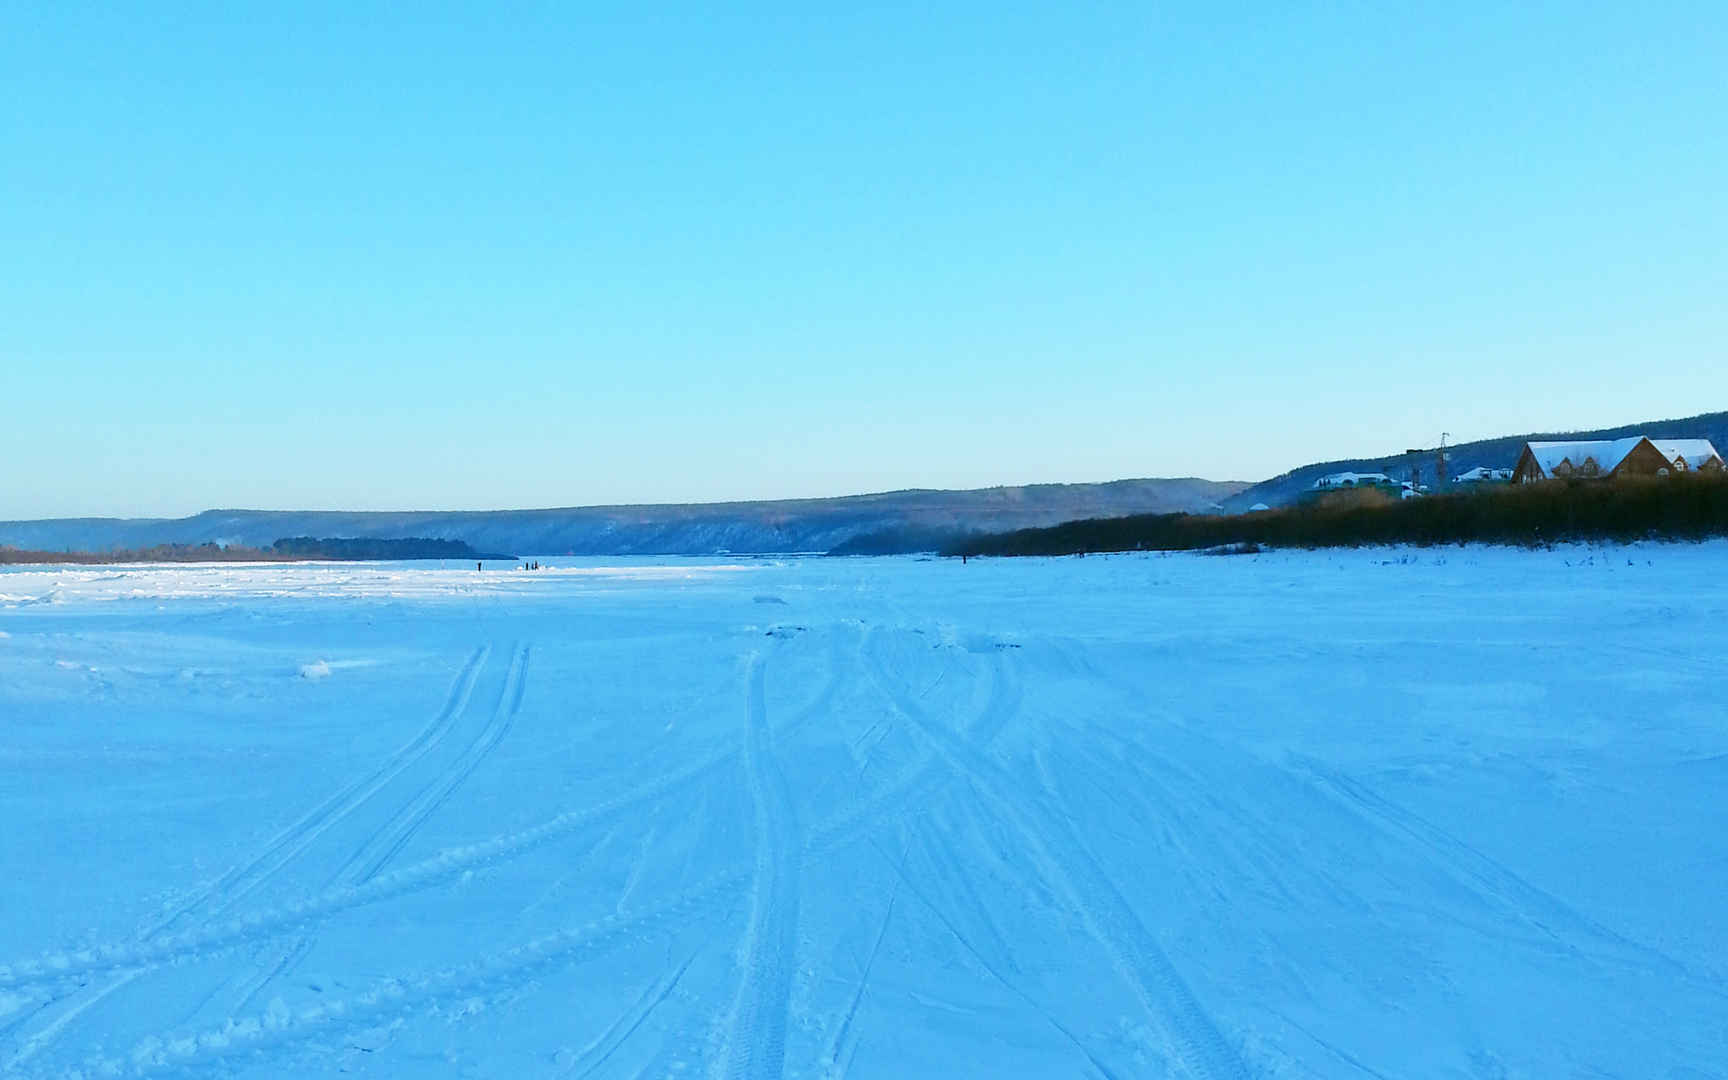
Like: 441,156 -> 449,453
6,409 -> 1722,556
0,476 -> 1248,557
30,475 -> 1253,525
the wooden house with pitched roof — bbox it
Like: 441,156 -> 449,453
1512,436 -> 1724,483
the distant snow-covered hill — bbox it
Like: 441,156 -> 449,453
0,478 -> 1249,557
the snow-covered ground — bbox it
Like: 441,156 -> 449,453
1,548 -> 1725,1079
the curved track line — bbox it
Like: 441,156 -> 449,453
918,802 -> 1019,975
875,839 -> 1122,1080
1,968 -> 142,1072
865,642 -> 1252,1080
821,843 -> 904,1079
351,643 -> 532,885
40,877 -> 749,1080
1063,644 -> 1728,1000
0,629 -> 864,1001
563,951 -> 697,1079
234,645 -> 531,1021
0,640 -> 851,997
170,645 -> 490,929
0,645 -> 491,1070
719,654 -> 801,1080
231,936 -> 315,1016
1294,755 -> 1722,990
22,636 -> 1022,1080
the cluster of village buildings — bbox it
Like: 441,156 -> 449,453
1306,435 -> 1724,499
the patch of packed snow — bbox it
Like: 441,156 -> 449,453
0,559 -> 762,605
0,548 -> 1724,1077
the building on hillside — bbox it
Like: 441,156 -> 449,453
1513,438 -> 1647,482
1511,436 -> 1725,483
1305,472 -> 1421,501
1312,471 -> 1393,491
1452,466 -> 1513,485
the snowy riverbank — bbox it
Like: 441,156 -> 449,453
2,547 -> 1725,1077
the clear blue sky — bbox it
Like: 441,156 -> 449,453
4,2 -> 1724,517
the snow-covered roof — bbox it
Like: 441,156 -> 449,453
1523,436 -> 1724,477
1314,471 -> 1393,488
1453,466 -> 1512,483
1521,438 -> 1645,477
1646,438 -> 1723,470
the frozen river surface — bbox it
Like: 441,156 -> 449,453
1,549 -> 1725,1078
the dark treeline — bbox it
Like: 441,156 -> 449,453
827,524 -> 982,555
947,476 -> 1728,557
0,542 -> 292,565
269,536 -> 513,560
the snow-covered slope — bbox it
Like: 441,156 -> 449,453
1,548 -> 1724,1077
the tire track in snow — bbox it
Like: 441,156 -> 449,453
232,644 -> 532,1018
873,839 -> 1123,1080
1293,755 -> 1727,992
865,639 -> 1252,1080
0,634 -> 857,998
230,936 -> 315,1016
0,769 -> 718,1002
1063,642 -> 1727,998
0,645 -> 491,1071
918,802 -> 1020,976
581,624 -> 850,798
718,652 -> 801,1080
22,635 -> 1021,1080
1,969 -> 144,1074
348,643 -> 532,885
40,859 -> 777,1080
177,644 -> 491,926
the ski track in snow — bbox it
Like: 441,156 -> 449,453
562,950 -> 697,1079
1292,755 -> 1720,992
352,642 -> 533,885
821,841 -> 904,1080
877,839 -> 1124,1080
5,551 -> 1728,1077
0,644 -> 494,1071
15,629 -> 1020,1080
182,644 -> 492,922
718,653 -> 801,1080
226,643 -> 527,1022
221,636 -> 526,1032
0,640 -> 850,1002
865,636 -> 1253,1080
1062,640 -> 1728,1003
